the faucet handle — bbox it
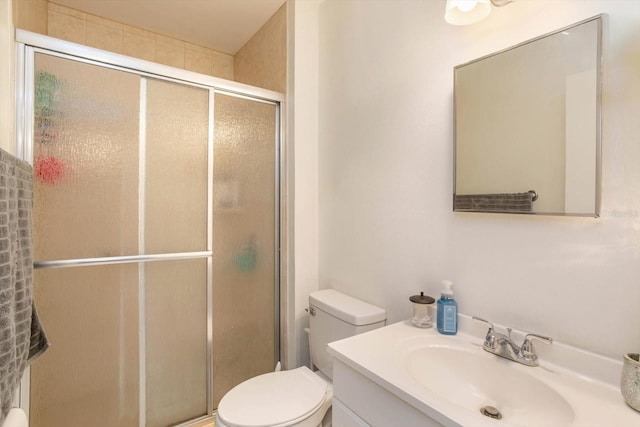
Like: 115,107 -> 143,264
472,316 -> 494,331
473,317 -> 497,350
521,333 -> 553,358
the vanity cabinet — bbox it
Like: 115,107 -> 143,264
332,359 -> 444,427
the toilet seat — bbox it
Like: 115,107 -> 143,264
216,366 -> 330,427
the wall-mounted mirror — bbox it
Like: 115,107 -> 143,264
453,16 -> 602,217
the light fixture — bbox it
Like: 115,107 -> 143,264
444,0 -> 515,26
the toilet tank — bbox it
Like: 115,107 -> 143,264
309,289 -> 386,380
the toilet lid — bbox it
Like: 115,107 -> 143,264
217,366 -> 328,427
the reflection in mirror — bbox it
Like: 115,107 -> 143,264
453,16 -> 602,217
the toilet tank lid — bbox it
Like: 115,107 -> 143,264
309,289 -> 386,326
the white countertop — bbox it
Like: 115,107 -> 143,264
327,318 -> 639,427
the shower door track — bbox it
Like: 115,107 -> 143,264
16,29 -> 284,427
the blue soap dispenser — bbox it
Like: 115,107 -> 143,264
437,280 -> 458,335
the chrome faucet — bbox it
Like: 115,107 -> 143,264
472,317 -> 552,367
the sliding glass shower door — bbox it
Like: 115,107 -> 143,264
24,45 -> 280,427
212,94 -> 278,408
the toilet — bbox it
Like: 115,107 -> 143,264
215,289 -> 386,427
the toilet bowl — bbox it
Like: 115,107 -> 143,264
215,289 -> 386,427
215,367 -> 332,427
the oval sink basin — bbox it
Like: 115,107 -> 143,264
405,345 -> 575,427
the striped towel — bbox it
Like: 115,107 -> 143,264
455,192 -> 534,212
0,149 -> 49,425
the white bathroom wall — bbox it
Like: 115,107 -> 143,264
316,0 -> 640,360
292,0 -> 321,368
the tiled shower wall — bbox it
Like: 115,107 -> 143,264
15,1 -> 235,80
234,3 -> 287,94
13,0 -> 47,34
14,1 -> 289,92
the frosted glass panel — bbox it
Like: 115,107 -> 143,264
145,79 -> 209,254
28,48 -> 280,426
30,264 -> 139,427
145,259 -> 208,426
212,94 -> 277,408
33,53 -> 140,261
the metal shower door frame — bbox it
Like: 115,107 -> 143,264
15,30 -> 284,427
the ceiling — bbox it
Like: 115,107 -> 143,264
52,0 -> 288,54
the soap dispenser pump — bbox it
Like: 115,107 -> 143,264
437,280 -> 458,335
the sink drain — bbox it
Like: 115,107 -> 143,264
480,405 -> 502,420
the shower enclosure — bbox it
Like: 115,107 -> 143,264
16,31 -> 283,427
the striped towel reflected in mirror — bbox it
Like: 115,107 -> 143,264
454,191 -> 536,213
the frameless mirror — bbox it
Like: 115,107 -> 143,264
454,16 -> 602,217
